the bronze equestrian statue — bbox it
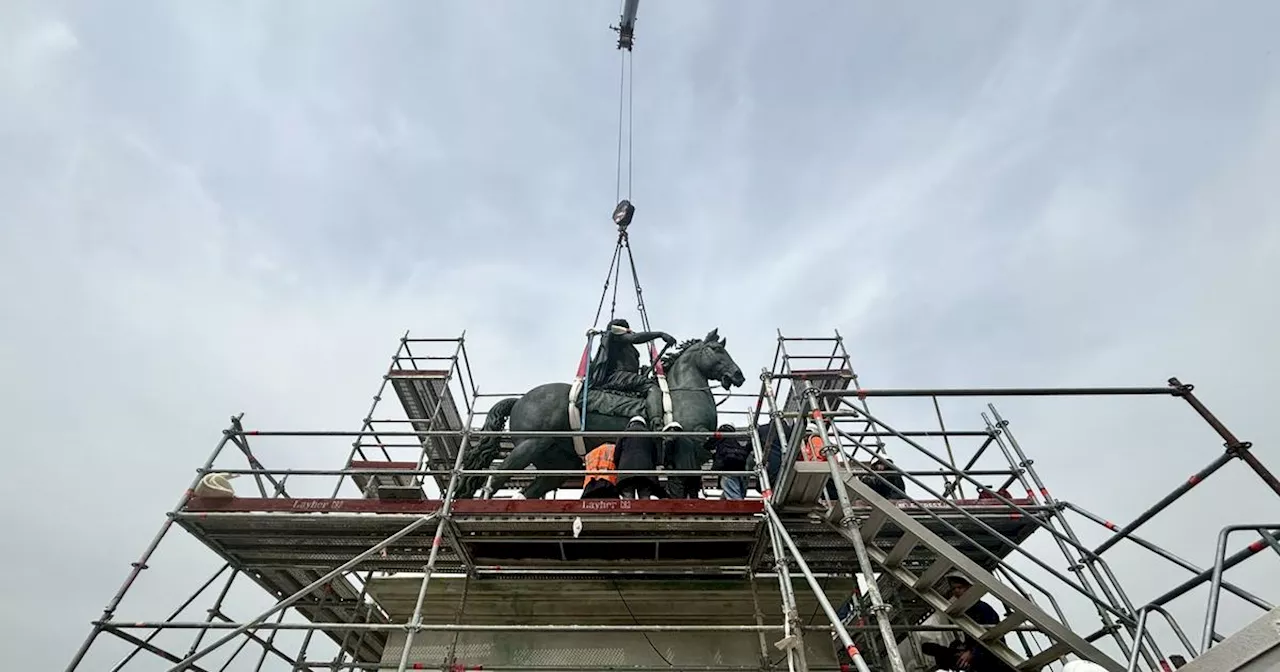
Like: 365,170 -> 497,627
456,329 -> 746,499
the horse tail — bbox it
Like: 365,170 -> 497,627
453,397 -> 518,498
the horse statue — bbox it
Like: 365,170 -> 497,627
455,328 -> 747,499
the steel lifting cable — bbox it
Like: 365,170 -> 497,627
587,223 -> 649,333
591,14 -> 643,333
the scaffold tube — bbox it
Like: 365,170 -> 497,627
805,386 -> 907,672
1064,501 -> 1273,611
162,512 -> 441,671
818,386 -> 1177,397
64,417 -> 242,672
763,501 -> 874,672
1092,451 -> 1234,556
397,401 -> 481,672
1145,528 -> 1280,609
1169,377 -> 1280,497
1202,524 -> 1280,652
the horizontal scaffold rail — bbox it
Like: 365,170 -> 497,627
809,385 -> 1180,397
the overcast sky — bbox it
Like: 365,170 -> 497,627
2,1 -> 1278,670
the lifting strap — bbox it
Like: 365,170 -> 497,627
568,331 -> 597,457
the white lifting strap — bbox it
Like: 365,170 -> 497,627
649,342 -> 674,428
656,371 -> 674,428
568,330 -> 598,458
567,378 -> 587,458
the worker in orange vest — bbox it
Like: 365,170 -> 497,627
802,424 -> 825,461
582,442 -> 619,499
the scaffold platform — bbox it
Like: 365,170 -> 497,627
178,494 -> 1047,575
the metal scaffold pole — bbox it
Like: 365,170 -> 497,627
396,399 -> 479,671
802,383 -> 907,672
65,415 -> 243,672
746,396 -> 808,672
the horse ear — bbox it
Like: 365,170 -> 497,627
704,328 -> 719,343
720,338 -> 727,349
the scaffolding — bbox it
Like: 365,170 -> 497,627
65,331 -> 1279,672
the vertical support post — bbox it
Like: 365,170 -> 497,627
747,397 -> 808,672
804,384 -> 907,672
396,396 -> 480,671
1202,525 -> 1280,652
331,336 -> 408,498
65,416 -> 242,672
760,373 -> 804,505
763,501 -> 874,672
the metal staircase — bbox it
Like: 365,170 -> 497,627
836,473 -> 1126,671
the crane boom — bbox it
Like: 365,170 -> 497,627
615,0 -> 639,50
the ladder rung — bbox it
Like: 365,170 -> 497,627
860,508 -> 889,542
884,533 -> 919,567
1018,641 -> 1073,670
945,583 -> 990,615
982,612 -> 1029,641
913,558 -> 953,591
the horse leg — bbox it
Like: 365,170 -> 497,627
482,437 -> 549,499
525,444 -> 582,499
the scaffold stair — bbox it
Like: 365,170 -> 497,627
782,366 -> 854,415
837,474 -> 1126,672
389,369 -> 464,492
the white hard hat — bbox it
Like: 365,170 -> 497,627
1063,662 -> 1109,672
662,421 -> 683,431
628,416 -> 647,426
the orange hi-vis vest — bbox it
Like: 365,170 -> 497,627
802,435 -> 845,464
803,435 -> 824,461
583,443 -> 618,488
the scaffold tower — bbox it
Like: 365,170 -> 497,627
63,330 -> 1279,672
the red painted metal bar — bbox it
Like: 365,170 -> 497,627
1169,377 -> 1280,497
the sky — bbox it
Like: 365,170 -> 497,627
1,0 -> 1278,670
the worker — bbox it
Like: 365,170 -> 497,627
581,442 -> 619,499
920,573 -> 1017,671
662,422 -> 704,499
862,455 -> 907,500
707,423 -> 751,499
615,416 -> 662,499
587,318 -> 677,417
802,424 -> 824,461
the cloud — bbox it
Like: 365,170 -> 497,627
1,1 -> 1277,669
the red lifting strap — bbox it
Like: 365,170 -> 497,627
576,340 -> 592,378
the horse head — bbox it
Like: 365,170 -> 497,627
664,328 -> 747,390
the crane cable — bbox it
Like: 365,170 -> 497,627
592,22 -> 645,334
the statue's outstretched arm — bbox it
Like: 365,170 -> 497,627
621,330 -> 676,346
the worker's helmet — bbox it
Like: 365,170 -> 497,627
662,421 -> 683,432
1063,663 -> 1110,672
717,423 -> 736,433
609,318 -> 631,330
943,572 -> 971,587
627,416 -> 647,427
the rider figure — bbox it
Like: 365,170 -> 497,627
589,318 -> 677,396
